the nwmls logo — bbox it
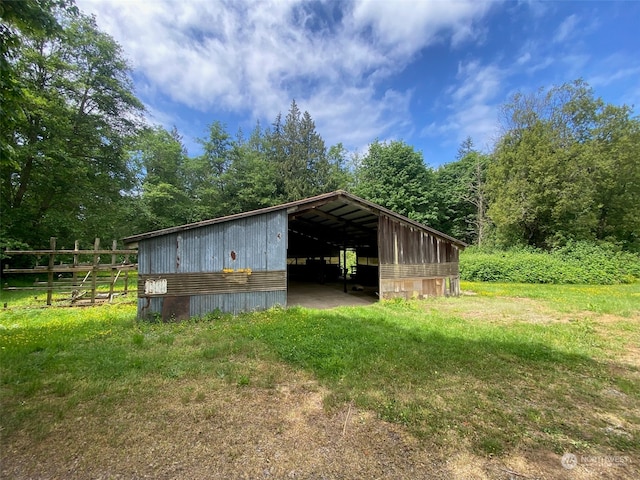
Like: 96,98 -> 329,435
561,452 -> 630,470
560,453 -> 577,470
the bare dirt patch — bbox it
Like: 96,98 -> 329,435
428,296 -> 568,324
431,295 -> 639,327
3,370 -> 636,479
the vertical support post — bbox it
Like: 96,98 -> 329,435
343,248 -> 347,293
91,238 -> 100,304
72,240 -> 79,287
47,237 -> 56,306
109,239 -> 117,301
342,226 -> 347,294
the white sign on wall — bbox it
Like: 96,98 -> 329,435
144,278 -> 167,295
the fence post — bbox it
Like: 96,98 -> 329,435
109,240 -> 117,301
73,240 -> 80,288
91,238 -> 100,304
47,237 -> 56,306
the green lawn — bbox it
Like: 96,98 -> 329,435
1,282 -> 638,476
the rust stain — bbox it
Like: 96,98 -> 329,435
230,250 -> 237,261
176,235 -> 181,270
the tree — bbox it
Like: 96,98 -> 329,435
436,140 -> 490,245
184,121 -> 233,220
326,142 -> 353,191
0,9 -> 144,248
0,0 -> 77,167
221,122 -> 279,214
127,126 -> 191,231
266,100 -> 334,201
488,79 -> 640,250
354,140 -> 438,225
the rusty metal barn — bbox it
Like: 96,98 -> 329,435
124,191 -> 466,320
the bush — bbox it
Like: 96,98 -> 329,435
460,242 -> 640,284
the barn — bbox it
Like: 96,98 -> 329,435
123,190 -> 466,320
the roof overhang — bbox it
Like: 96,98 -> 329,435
123,190 -> 467,249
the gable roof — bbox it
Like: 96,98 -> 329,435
123,190 -> 467,248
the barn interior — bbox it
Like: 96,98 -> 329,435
286,196 -> 380,308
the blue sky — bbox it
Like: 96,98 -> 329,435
77,0 -> 640,167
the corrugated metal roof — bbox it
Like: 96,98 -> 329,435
123,190 -> 467,248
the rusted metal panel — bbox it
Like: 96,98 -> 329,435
138,296 -> 162,319
162,296 -> 190,322
135,210 -> 287,317
138,270 -> 286,297
137,210 -> 286,276
137,291 -> 286,318
191,291 -> 286,316
380,277 -> 445,299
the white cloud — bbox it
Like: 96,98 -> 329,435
76,0 -> 495,150
422,60 -> 502,152
516,52 -> 531,65
553,14 -> 579,43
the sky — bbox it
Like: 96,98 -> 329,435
76,0 -> 640,167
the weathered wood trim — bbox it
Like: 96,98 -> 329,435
379,262 -> 458,279
138,270 -> 286,297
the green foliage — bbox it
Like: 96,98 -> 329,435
267,100 -> 344,202
126,126 -> 191,231
354,140 -> 438,224
435,141 -> 491,245
460,242 -> 640,284
4,8 -> 638,269
488,80 -> 640,251
217,122 -> 280,214
1,7 -> 143,248
0,0 -> 78,165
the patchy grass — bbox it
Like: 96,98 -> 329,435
1,283 -> 639,478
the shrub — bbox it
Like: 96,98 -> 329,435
460,242 -> 640,284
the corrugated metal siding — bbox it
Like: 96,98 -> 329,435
136,211 -> 287,318
378,214 -> 460,299
138,271 -> 286,296
190,291 -> 286,317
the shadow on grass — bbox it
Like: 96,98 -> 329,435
2,302 -> 637,457
246,305 -> 639,455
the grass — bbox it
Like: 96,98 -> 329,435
1,281 -> 639,475
0,272 -> 137,308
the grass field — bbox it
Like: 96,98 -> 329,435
1,282 -> 638,479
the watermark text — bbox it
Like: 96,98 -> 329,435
561,452 -> 630,470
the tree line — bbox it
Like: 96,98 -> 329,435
2,1 -> 639,254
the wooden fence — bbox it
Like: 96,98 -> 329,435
3,237 -> 137,306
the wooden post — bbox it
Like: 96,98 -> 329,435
124,252 -> 129,295
47,237 -> 56,306
91,238 -> 100,304
109,240 -> 117,301
72,240 -> 79,287
343,227 -> 348,293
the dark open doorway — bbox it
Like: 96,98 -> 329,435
286,196 -> 380,308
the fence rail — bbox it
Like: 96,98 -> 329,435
3,237 -> 138,306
